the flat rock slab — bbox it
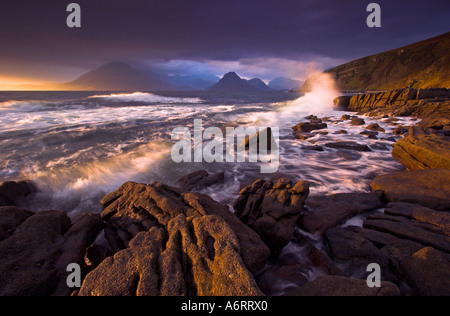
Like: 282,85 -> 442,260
392,127 -> 450,170
299,191 -> 384,234
363,213 -> 450,253
324,141 -> 371,152
371,169 -> 450,211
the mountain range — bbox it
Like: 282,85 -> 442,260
60,63 -> 285,92
207,72 -> 275,92
61,62 -> 176,91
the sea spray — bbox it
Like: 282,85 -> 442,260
243,71 -> 340,127
23,141 -> 172,217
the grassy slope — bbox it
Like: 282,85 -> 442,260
326,32 -> 450,91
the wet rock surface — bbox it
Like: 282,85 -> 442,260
0,181 -> 37,207
0,208 -> 102,296
176,170 -> 225,191
392,126 -> 450,170
233,178 -> 310,256
78,181 -> 269,296
1,99 -> 449,296
299,192 -> 384,235
371,169 -> 450,211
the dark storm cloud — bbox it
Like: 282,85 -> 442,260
0,0 -> 448,80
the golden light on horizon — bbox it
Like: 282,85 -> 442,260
0,75 -> 57,91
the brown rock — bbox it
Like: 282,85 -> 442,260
371,169 -> 450,211
324,226 -> 392,280
360,130 -> 378,139
0,181 -> 37,207
0,206 -> 34,242
333,88 -> 450,121
79,214 -> 263,296
384,202 -> 450,233
292,122 -> 327,133
176,170 -> 224,191
100,181 -> 270,273
392,127 -> 450,170
393,127 -> 409,135
324,141 -> 371,152
310,117 -> 323,124
350,117 -> 365,126
299,191 -> 384,234
363,213 -> 450,253
53,213 -> 103,296
366,123 -> 385,132
293,131 -> 313,140
301,145 -> 324,151
0,208 -> 102,296
400,247 -> 450,296
256,253 -> 309,296
233,179 -> 310,256
0,210 -> 71,296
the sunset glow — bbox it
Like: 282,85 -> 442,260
0,76 -> 57,91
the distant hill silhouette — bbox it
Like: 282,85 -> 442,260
207,72 -> 272,92
245,78 -> 274,92
62,62 -> 176,91
326,32 -> 450,91
268,77 -> 303,90
162,74 -> 220,90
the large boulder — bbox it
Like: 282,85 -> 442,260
233,179 -> 310,256
371,169 -> 450,211
0,181 -> 37,207
79,214 -> 262,296
324,226 -> 394,280
292,122 -> 327,133
78,181 -> 268,296
392,127 -> 450,170
175,170 -> 224,191
400,247 -> 450,296
0,206 -> 34,242
0,208 -> 102,296
99,181 -> 269,273
299,192 -> 384,234
350,117 -> 365,126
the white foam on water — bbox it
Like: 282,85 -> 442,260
89,92 -> 204,104
25,141 -> 172,217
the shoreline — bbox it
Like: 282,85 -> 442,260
0,87 -> 449,296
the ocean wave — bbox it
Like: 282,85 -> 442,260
89,92 -> 203,104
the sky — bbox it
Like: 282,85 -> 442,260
0,0 -> 449,88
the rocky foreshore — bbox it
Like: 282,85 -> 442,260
0,93 -> 449,296
334,88 -> 450,127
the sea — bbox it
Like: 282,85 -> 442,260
0,87 -> 415,218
